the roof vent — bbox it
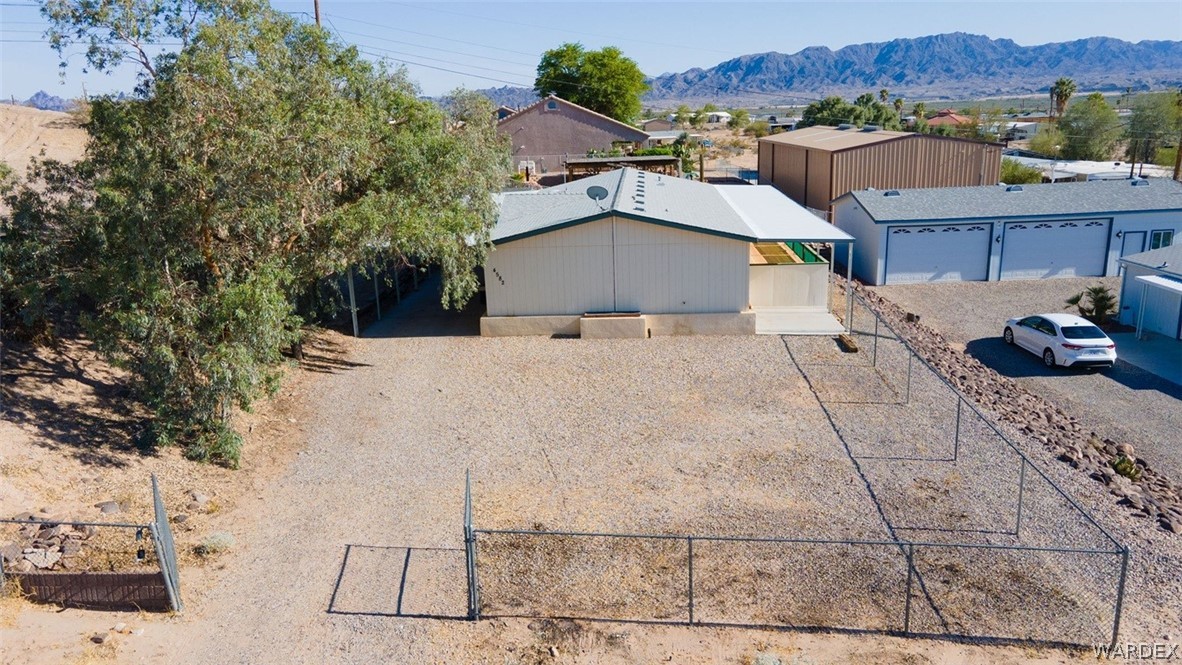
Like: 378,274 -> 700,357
862,124 -> 880,132
1131,179 -> 1150,187
883,190 -> 901,197
836,123 -> 855,130
1005,185 -> 1024,192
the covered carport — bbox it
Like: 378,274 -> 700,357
718,186 -> 855,335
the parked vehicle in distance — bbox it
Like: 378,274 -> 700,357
1003,313 -> 1117,369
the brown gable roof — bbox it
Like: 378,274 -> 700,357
497,95 -> 649,141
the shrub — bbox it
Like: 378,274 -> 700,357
1065,285 -> 1118,325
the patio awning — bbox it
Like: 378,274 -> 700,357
717,186 -> 854,243
1135,274 -> 1182,295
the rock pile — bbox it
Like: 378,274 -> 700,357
853,282 -> 1182,535
2,515 -> 99,573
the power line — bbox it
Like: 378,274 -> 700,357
332,27 -> 535,68
323,13 -> 539,58
389,1 -> 736,56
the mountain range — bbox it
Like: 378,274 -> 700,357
479,33 -> 1182,109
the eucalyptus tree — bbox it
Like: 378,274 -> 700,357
5,0 -> 509,464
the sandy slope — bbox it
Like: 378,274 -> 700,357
0,103 -> 88,172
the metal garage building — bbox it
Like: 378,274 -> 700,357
757,125 -> 1002,215
482,168 -> 853,337
832,179 -> 1182,285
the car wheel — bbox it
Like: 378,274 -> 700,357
1042,348 -> 1056,368
1003,327 -> 1014,345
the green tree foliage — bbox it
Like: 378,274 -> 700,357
1060,93 -> 1121,160
689,109 -> 706,129
1124,92 -> 1182,162
674,104 -> 691,127
744,121 -> 771,138
912,102 -> 927,119
700,103 -> 718,113
1029,125 -> 1066,157
878,89 -> 889,103
7,0 -> 510,464
534,42 -> 648,122
1000,158 -> 1044,185
800,94 -> 901,130
1050,77 -> 1077,119
726,109 -> 750,130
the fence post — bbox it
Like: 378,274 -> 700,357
904,352 -> 913,404
687,537 -> 695,625
1015,459 -> 1027,537
953,397 -> 962,461
903,543 -> 914,634
872,316 -> 879,367
464,470 -> 478,620
1110,547 -> 1130,649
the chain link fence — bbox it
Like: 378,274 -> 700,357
461,286 -> 1127,648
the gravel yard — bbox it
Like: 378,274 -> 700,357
6,274 -> 1178,664
872,278 -> 1182,484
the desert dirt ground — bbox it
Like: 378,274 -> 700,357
0,104 -> 89,172
0,276 -> 1174,664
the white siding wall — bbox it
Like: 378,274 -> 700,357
749,263 -> 829,308
1118,264 -> 1182,339
613,218 -> 749,313
485,217 -> 749,316
833,198 -> 884,285
484,220 -> 614,316
1108,210 -> 1182,275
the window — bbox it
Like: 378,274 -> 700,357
1150,230 -> 1174,250
1062,325 -> 1107,340
545,100 -> 558,111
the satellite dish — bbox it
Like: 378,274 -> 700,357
586,185 -> 609,202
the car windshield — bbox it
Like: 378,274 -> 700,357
1061,325 -> 1107,339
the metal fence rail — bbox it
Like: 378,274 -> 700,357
463,285 -> 1128,648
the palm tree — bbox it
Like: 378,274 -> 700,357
1050,77 -> 1076,120
879,88 -> 890,103
893,97 -> 904,115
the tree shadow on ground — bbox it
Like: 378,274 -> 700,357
1,339 -> 147,468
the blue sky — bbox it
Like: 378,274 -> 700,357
2,1 -> 1180,101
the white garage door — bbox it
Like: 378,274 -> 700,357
884,224 -> 990,284
1000,219 -> 1109,280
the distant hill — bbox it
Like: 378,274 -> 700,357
474,85 -> 540,111
647,33 -> 1182,105
471,33 -> 1182,108
7,91 -> 75,112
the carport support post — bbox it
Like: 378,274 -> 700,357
845,243 -> 854,334
347,266 -> 359,338
372,262 -> 381,321
1135,282 -> 1148,339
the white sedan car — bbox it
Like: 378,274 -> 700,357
1003,313 -> 1117,369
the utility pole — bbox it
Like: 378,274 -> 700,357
313,0 -> 321,26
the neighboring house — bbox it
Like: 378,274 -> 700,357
758,125 -> 1002,214
707,111 -> 733,124
832,178 -> 1182,285
1003,122 -> 1043,141
646,130 -> 686,146
497,95 -> 651,175
495,105 -> 517,121
926,108 -> 974,127
1002,154 -> 1173,182
641,118 -> 675,132
1118,243 -> 1182,340
482,168 -> 853,338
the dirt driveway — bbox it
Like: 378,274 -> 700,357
873,277 -> 1182,484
